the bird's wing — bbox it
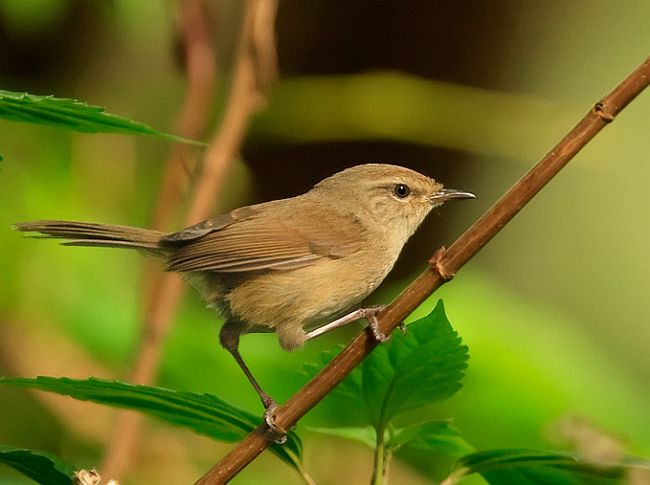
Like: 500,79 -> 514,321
165,199 -> 365,272
160,206 -> 255,243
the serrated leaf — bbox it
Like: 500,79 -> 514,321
307,426 -> 377,449
445,449 -> 650,485
0,89 -> 204,145
391,420 -> 474,457
307,421 -> 474,459
0,377 -> 301,470
0,445 -> 74,485
362,300 -> 469,430
303,300 -> 468,433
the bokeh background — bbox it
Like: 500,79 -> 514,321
0,1 -> 649,484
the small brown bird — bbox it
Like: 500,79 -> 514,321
16,164 -> 474,430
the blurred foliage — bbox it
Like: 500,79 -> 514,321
251,73 -> 570,161
447,448 -> 650,485
0,1 -> 649,484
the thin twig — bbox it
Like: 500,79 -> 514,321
150,0 -> 218,230
100,0 -> 279,480
195,57 -> 650,484
251,0 -> 279,95
183,0 -> 278,225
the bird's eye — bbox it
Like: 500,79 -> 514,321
393,183 -> 411,198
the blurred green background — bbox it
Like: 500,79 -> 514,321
0,1 -> 649,484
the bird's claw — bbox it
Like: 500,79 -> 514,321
362,306 -> 390,342
263,402 -> 288,444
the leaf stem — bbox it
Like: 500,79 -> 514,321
371,428 -> 386,485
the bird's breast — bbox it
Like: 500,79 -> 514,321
225,244 -> 399,330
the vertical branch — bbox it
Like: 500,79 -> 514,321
251,0 -> 279,95
185,0 -> 278,226
100,0 -> 279,480
100,0 -> 217,478
150,0 -> 218,230
194,57 -> 649,484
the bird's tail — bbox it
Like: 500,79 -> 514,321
14,220 -> 166,251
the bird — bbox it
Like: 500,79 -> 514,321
15,163 -> 475,433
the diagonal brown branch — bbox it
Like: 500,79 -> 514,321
195,57 -> 650,484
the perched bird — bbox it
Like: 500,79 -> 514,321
16,163 -> 474,430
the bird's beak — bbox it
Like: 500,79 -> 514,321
429,188 -> 476,203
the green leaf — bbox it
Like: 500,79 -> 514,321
0,89 -> 204,145
307,426 -> 377,449
303,300 -> 468,433
0,377 -> 302,470
362,300 -> 469,430
445,449 -> 650,485
308,421 -> 474,459
0,445 -> 74,485
391,420 -> 474,457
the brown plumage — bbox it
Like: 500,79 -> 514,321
165,199 -> 364,273
16,164 -> 475,423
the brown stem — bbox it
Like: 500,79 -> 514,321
150,0 -> 218,230
194,57 -> 650,484
184,0 -> 278,227
99,0 -> 217,478
100,0 -> 278,480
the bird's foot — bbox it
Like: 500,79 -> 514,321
360,305 -> 390,342
262,401 -> 288,444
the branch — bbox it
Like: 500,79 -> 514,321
195,57 -> 650,484
149,0 -> 218,230
99,0 -> 217,478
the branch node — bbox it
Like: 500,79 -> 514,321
593,101 -> 615,122
429,246 -> 455,280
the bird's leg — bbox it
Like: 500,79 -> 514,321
219,320 -> 287,442
306,305 -> 392,342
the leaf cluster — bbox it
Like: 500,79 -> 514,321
305,300 -> 472,462
1,302 -> 649,484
